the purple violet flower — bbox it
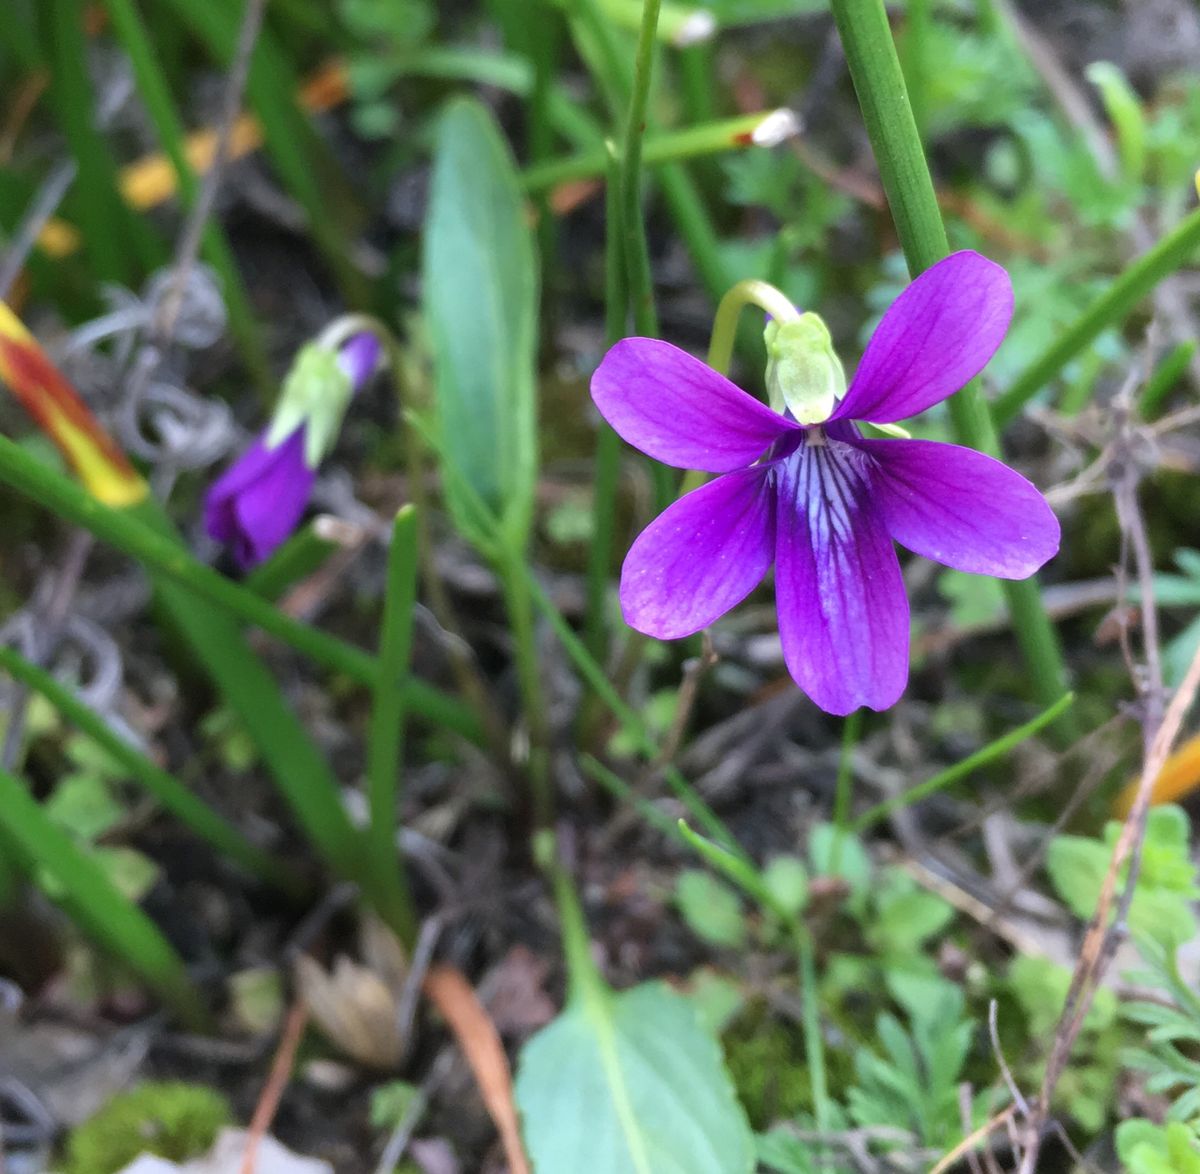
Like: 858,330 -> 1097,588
205,331 -> 382,569
591,251 -> 1061,715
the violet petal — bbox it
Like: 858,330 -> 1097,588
774,437 -> 909,714
857,437 -> 1061,578
204,427 -> 315,568
832,251 -> 1012,425
620,467 -> 775,639
592,337 -> 797,471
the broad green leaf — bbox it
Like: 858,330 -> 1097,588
516,981 -> 754,1174
422,97 -> 539,552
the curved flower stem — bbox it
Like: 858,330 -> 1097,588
707,278 -> 802,374
828,0 -> 1073,725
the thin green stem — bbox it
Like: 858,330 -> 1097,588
585,148 -> 630,664
830,709 -> 862,875
536,828 -> 608,1005
0,763 -> 207,1027
620,0 -> 662,337
525,568 -> 741,855
0,643 -> 303,895
854,692 -> 1074,832
828,0 -> 1072,724
676,819 -> 831,1133
243,520 -> 340,601
794,926 -> 831,1137
1140,341 -> 1196,419
707,278 -> 801,374
364,507 -> 420,948
499,550 -> 554,831
0,434 -> 483,743
993,206 -> 1200,427
523,112 -> 783,191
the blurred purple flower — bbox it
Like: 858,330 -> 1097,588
591,251 -> 1060,715
205,332 -> 381,569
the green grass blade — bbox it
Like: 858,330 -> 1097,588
0,434 -> 482,742
853,692 -> 1075,832
828,0 -> 1073,725
40,0 -> 163,283
363,507 -> 420,947
243,518 -> 342,601
993,206 -> 1200,427
0,763 -> 208,1028
0,642 -> 304,895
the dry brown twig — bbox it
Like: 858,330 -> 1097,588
240,997 -> 310,1174
1006,344 -> 1200,1170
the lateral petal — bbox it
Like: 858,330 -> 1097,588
593,337 -> 798,471
857,437 -> 1060,578
620,467 -> 775,639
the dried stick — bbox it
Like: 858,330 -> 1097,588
1014,352 -> 1200,1170
240,996 -> 309,1174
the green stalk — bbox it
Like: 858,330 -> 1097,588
522,565 -> 741,855
523,112 -> 780,191
829,709 -> 862,875
364,507 -> 420,948
1140,341 -> 1196,419
0,763 -> 207,1028
99,0 -> 271,393
993,206 -> 1200,427
828,0 -> 1072,721
0,435 -> 482,742
243,519 -> 340,601
0,643 -> 303,895
498,547 -> 554,831
619,0 -> 663,364
584,150 -> 630,663
676,820 -> 831,1133
854,691 -> 1073,831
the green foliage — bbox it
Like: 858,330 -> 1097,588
1007,955 -> 1121,1132
422,96 -> 540,555
1046,805 -> 1199,949
676,868 -> 748,949
516,981 -> 754,1174
1117,1120 -> 1200,1174
847,982 -> 991,1152
62,1081 -> 231,1174
1122,939 -> 1200,1122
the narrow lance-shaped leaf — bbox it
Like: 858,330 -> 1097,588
422,96 -> 539,552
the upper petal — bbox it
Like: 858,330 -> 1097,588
620,466 -> 775,639
856,437 -> 1060,578
832,251 -> 1013,425
592,337 -> 798,472
774,437 -> 909,714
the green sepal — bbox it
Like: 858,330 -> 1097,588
265,343 -> 354,468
